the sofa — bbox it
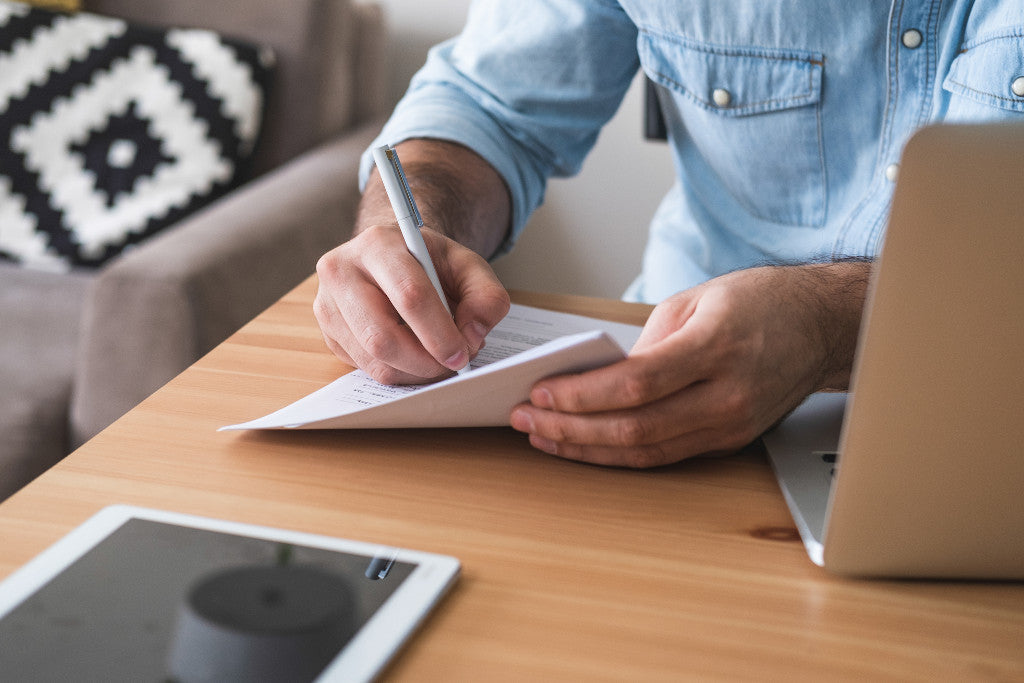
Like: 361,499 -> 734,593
0,0 -> 387,499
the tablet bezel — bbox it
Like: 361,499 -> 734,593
0,504 -> 460,681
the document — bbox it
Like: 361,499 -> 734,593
221,304 -> 643,431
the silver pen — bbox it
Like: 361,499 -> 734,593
372,144 -> 470,375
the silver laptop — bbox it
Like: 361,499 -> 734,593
762,122 -> 1024,579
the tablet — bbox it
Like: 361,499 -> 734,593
0,505 -> 460,681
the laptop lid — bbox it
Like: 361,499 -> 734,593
767,122 -> 1024,579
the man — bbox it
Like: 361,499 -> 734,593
314,1 -> 1023,467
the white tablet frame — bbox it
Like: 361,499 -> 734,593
0,505 -> 460,681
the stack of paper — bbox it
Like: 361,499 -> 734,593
221,304 -> 642,431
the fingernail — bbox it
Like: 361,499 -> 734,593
532,387 -> 553,409
510,408 -> 533,433
463,321 -> 488,352
445,349 -> 469,371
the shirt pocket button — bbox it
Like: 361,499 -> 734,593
1011,76 -> 1024,98
712,88 -> 733,107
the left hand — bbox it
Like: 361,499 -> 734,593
509,263 -> 870,467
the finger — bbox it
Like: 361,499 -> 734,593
313,269 -> 367,372
528,428 -> 737,469
315,246 -> 453,383
631,287 -> 701,352
511,385 -> 752,469
454,300 -> 510,353
529,285 -> 740,415
321,300 -> 443,385
513,378 -> 728,447
452,270 -> 512,352
529,333 -> 717,415
339,277 -> 455,382
317,326 -> 355,369
365,231 -> 471,373
312,285 -> 354,362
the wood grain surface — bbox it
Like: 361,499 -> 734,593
1,277 -> 1021,681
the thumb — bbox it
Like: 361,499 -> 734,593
632,288 -> 700,353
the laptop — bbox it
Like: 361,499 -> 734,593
762,122 -> 1024,579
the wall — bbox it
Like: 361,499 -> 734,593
371,0 -> 674,299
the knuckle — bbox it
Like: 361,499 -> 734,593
545,420 -> 573,444
391,275 -> 432,312
315,252 -> 333,277
321,335 -> 354,366
611,416 -> 651,446
316,248 -> 359,289
553,388 -> 583,412
619,369 -> 657,406
719,387 -> 756,424
360,325 -> 398,361
480,288 -> 512,320
312,293 -> 339,325
315,248 -> 347,280
311,295 -> 328,323
365,360 -> 401,386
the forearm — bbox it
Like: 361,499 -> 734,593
791,259 -> 873,392
356,138 -> 511,259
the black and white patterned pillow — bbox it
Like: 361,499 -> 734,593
0,0 -> 273,271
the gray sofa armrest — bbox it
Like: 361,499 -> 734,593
70,121 -> 381,445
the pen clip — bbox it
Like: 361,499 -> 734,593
384,146 -> 423,228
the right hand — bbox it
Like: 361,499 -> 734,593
314,223 -> 510,385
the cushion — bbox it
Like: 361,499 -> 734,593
83,0 -> 368,175
0,0 -> 273,271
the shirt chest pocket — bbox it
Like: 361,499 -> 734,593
943,30 -> 1024,120
639,30 -> 826,227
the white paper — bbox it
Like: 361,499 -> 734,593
220,304 -> 643,431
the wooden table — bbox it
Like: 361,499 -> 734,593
2,277 -> 1022,680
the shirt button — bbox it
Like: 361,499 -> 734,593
712,88 -> 732,107
1012,76 -> 1024,98
885,163 -> 900,182
901,29 -> 923,49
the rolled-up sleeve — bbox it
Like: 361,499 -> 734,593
360,0 -> 640,255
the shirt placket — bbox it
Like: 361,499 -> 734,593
835,0 -> 943,257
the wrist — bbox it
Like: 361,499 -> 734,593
790,260 -> 873,391
354,175 -> 400,236
356,139 -> 510,259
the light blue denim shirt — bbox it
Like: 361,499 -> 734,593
361,1 -> 1024,303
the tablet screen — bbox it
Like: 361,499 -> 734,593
0,516 -> 422,681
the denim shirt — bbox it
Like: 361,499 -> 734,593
362,0 -> 1024,303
